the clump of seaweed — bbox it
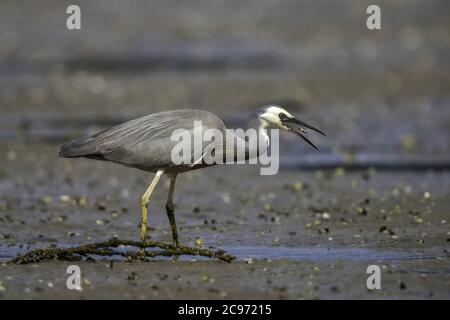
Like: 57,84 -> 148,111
8,237 -> 235,264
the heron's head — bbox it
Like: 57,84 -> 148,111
257,105 -> 326,149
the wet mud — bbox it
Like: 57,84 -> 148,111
0,0 -> 449,299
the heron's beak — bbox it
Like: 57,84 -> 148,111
282,117 -> 326,150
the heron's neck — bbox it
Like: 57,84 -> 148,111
245,116 -> 270,158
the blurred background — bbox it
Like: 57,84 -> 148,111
1,0 -> 449,169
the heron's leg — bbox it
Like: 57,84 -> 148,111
165,174 -> 179,247
140,169 -> 164,241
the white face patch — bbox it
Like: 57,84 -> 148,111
259,105 -> 293,129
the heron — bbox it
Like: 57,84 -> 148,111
59,105 -> 325,247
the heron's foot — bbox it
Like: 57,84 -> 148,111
172,237 -> 180,248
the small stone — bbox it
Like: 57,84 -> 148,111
200,275 -> 209,282
41,196 -> 53,205
78,197 -> 88,206
292,182 -> 306,191
83,278 -> 91,287
334,167 -> 345,177
357,207 -> 368,216
391,188 -> 400,197
219,291 -> 228,298
321,212 -> 331,220
413,217 -> 423,224
59,195 -> 71,203
221,194 -> 231,204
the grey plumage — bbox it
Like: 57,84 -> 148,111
59,109 -> 229,173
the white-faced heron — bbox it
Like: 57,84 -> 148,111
59,105 -> 325,246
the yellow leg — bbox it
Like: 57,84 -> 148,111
165,174 -> 179,247
140,169 -> 164,241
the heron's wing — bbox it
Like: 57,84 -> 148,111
61,109 -> 228,169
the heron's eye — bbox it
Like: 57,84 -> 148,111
279,113 -> 287,120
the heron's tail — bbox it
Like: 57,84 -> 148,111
59,136 -> 98,158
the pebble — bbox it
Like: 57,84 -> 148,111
391,188 -> 400,197
78,197 -> 88,206
413,217 -> 423,224
321,212 -> 331,220
292,182 -> 306,191
334,167 -> 345,177
41,196 -> 53,205
195,238 -> 203,247
219,291 -> 228,298
200,275 -> 214,282
59,195 -> 71,203
357,207 -> 368,216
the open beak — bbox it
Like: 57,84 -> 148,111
282,117 -> 326,150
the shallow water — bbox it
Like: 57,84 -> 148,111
226,246 -> 450,262
2,244 -> 448,264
